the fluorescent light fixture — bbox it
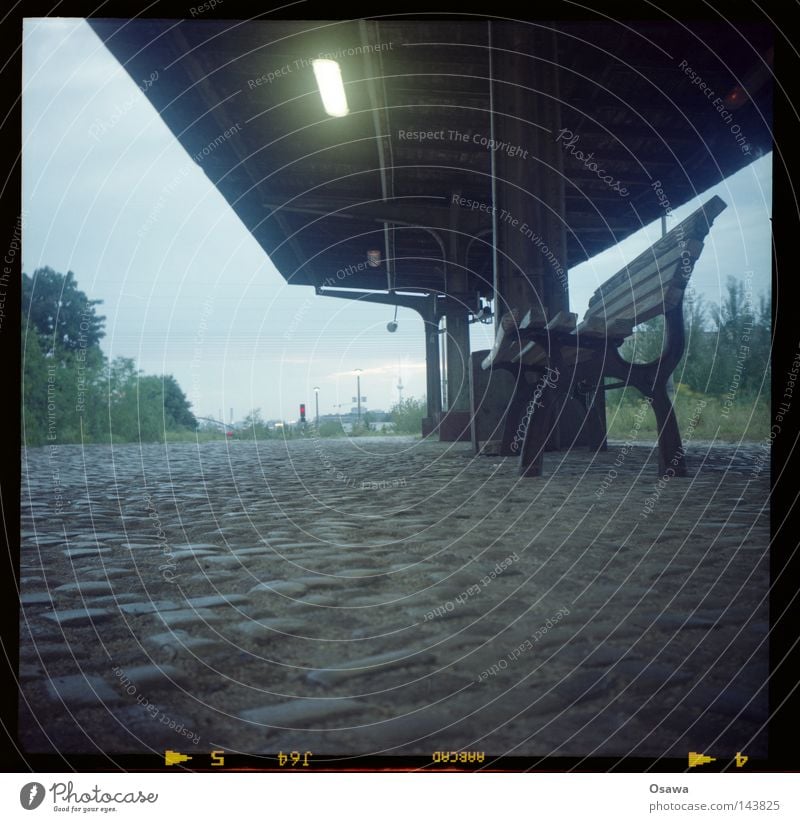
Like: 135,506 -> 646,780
312,59 -> 349,117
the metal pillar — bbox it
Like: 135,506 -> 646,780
439,306 -> 472,441
444,309 -> 471,413
491,23 -> 568,322
438,214 -> 473,441
422,316 -> 442,436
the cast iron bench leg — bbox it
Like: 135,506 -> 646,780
583,382 -> 608,451
518,363 -> 566,477
651,383 -> 686,477
500,370 -> 531,457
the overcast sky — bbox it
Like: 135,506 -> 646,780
22,19 -> 772,423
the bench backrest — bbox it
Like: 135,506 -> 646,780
580,195 -> 727,336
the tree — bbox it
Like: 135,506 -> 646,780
675,292 -> 712,391
105,357 -> 142,441
242,409 -> 271,439
102,364 -> 197,441
390,396 -> 426,434
620,315 -> 666,366
21,269 -> 198,445
706,277 -> 771,396
615,277 -> 770,401
161,374 -> 197,429
21,326 -> 50,445
22,267 -> 105,354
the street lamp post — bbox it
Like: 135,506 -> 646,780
313,386 -> 320,427
354,369 -> 362,425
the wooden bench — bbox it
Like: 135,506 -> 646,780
473,195 -> 727,477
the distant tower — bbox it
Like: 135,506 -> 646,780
397,374 -> 404,405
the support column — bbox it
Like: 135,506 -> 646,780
481,25 -> 592,457
438,306 -> 471,441
445,309 -> 470,412
491,24 -> 569,322
436,210 -> 473,441
422,315 -> 442,437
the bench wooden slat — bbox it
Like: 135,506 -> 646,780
586,195 -> 726,313
481,318 -> 519,370
545,310 -> 578,332
585,237 -> 705,327
574,316 -> 634,338
590,276 -> 688,328
519,305 -> 548,330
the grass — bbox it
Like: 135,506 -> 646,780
605,385 -> 770,442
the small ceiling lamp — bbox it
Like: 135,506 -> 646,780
312,59 -> 349,118
387,304 -> 398,333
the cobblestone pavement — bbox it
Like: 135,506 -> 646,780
19,436 -> 769,761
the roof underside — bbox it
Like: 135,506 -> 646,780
88,18 -> 773,298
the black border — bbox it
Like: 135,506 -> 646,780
2,0 -> 798,775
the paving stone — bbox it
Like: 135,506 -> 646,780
347,594 -> 399,607
249,581 -> 306,596
262,544 -> 330,557
185,594 -> 250,608
84,568 -> 133,580
19,438 -> 769,757
20,592 -> 55,606
307,650 -> 437,686
183,571 -> 238,585
107,705 -> 202,746
93,593 -> 142,605
652,613 -> 723,631
146,630 -> 222,656
235,619 -> 307,640
173,544 -> 220,552
419,606 -> 486,623
117,663 -> 183,687
170,550 -> 217,561
146,630 -> 191,648
200,556 -> 244,569
54,581 -> 116,596
47,674 -> 123,706
336,568 -> 380,579
119,600 -> 183,616
613,659 -> 694,690
291,576 -> 343,589
239,698 -> 361,726
295,594 -> 339,606
578,645 -> 633,668
63,548 -> 113,560
154,608 -> 226,628
43,608 -> 115,626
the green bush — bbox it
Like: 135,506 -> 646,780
316,420 -> 346,437
22,268 -> 197,446
390,397 -> 426,434
605,385 -> 769,442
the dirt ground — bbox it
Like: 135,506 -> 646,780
19,435 -> 769,763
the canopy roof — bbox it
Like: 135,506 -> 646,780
89,17 -> 772,299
